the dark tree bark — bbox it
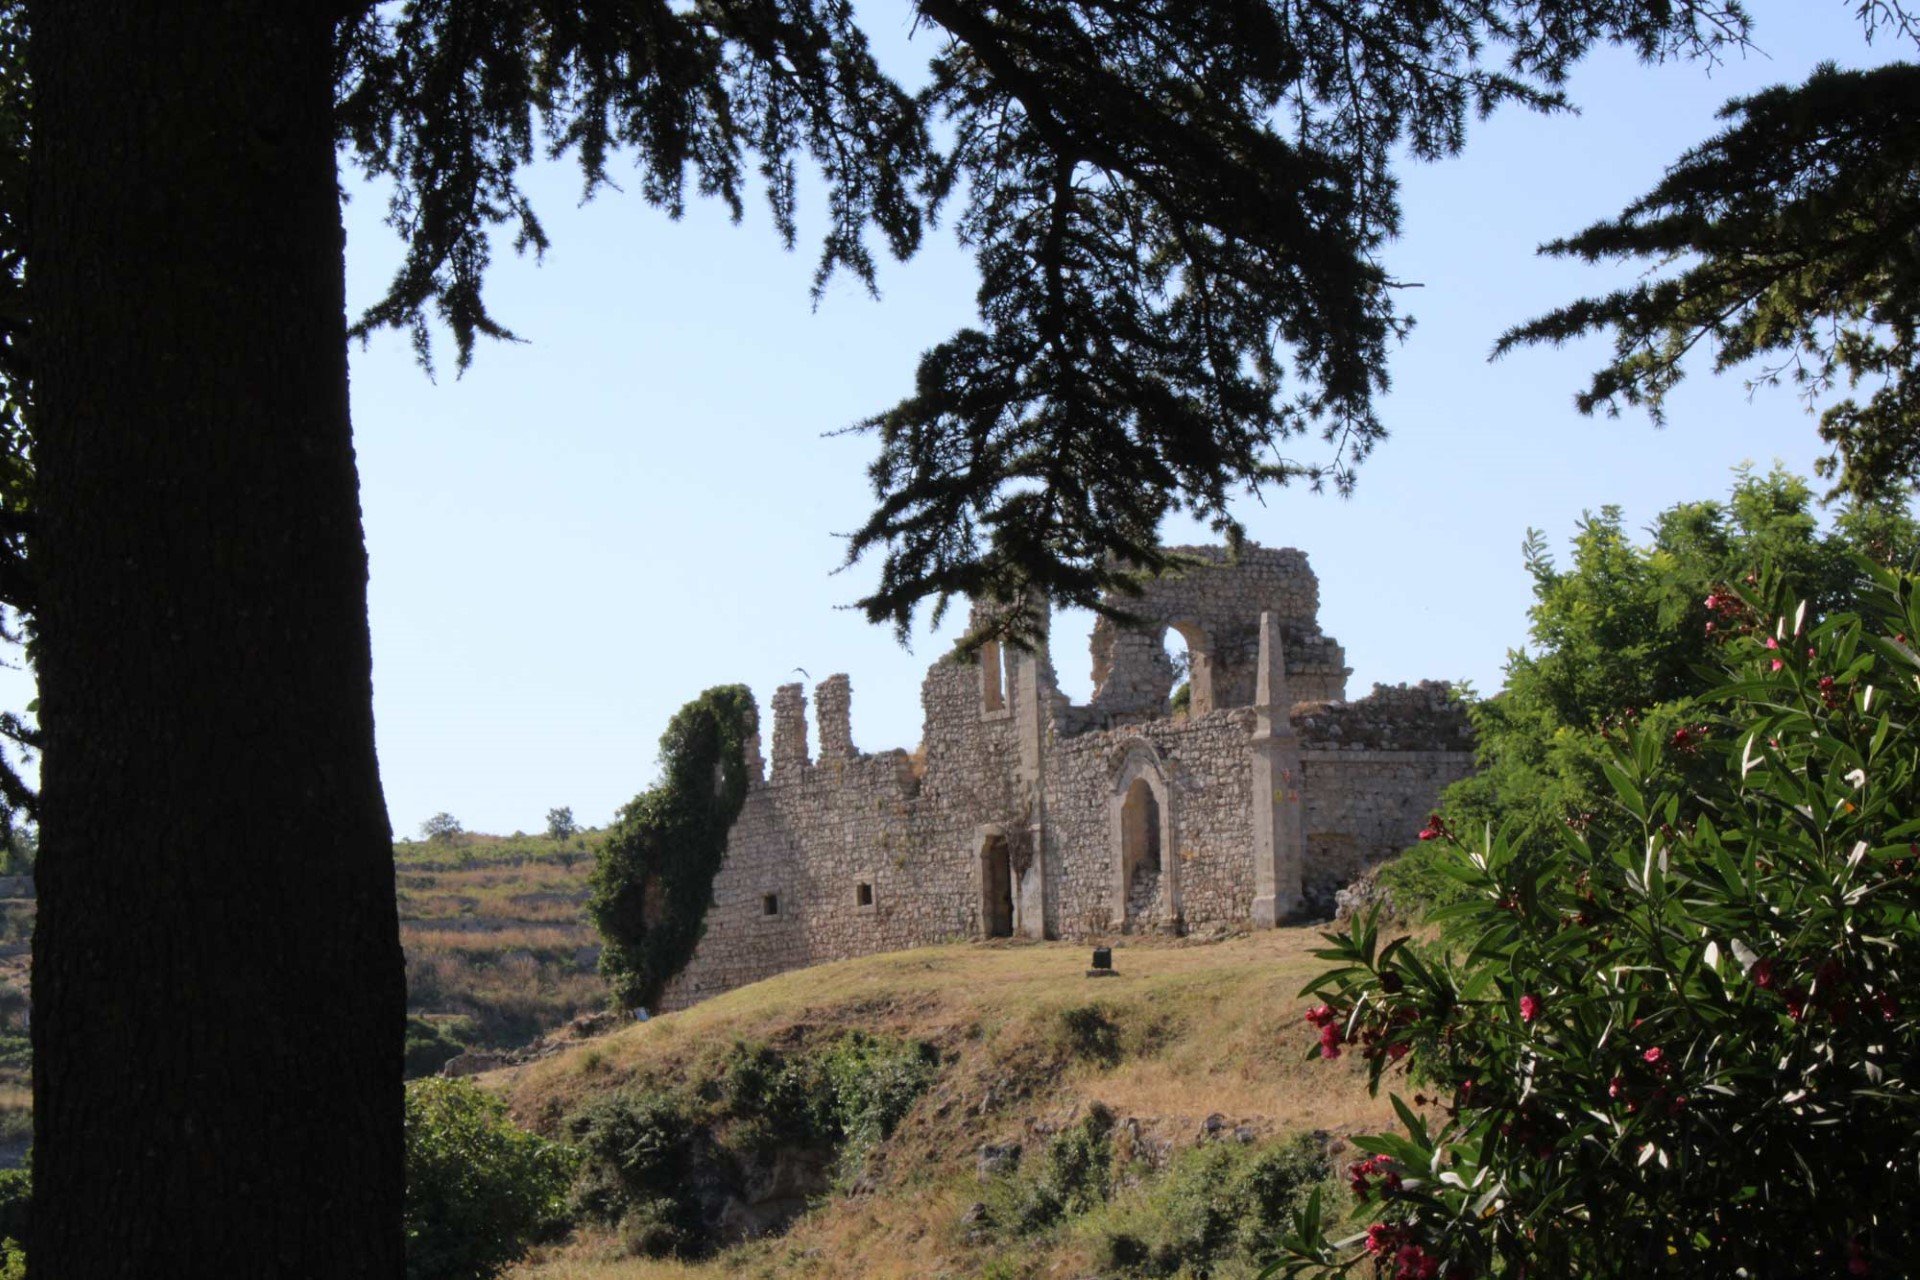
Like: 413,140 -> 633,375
28,2 -> 403,1273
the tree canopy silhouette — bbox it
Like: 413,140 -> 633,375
333,0 -> 1757,629
1501,13 -> 1920,499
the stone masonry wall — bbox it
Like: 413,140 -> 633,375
1040,710 -> 1260,937
1293,681 -> 1475,913
1299,751 -> 1475,914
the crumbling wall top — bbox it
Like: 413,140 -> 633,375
1294,681 -> 1474,753
1085,543 -> 1351,721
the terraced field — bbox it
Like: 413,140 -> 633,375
398,832 -> 611,1068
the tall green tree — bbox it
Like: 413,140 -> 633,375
1404,468 -> 1920,895
23,1 -> 1817,1273
1500,24 -> 1920,499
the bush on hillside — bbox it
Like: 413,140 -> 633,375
404,1078 -> 575,1280
565,1088 -> 699,1249
1098,1135 -> 1331,1277
568,1032 -> 938,1257
986,1103 -> 1116,1235
404,1016 -> 471,1080
0,1165 -> 26,1258
1278,567 -> 1920,1277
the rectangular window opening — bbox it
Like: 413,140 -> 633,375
856,882 -> 874,907
762,893 -> 779,917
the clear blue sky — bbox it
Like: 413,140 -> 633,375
335,1 -> 1910,837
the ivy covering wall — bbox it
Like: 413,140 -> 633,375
590,685 -> 758,1009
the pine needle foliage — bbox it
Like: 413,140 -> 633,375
589,684 -> 758,1010
1498,30 -> 1920,499
331,0 -> 1757,634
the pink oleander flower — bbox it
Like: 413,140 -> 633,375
1519,994 -> 1542,1023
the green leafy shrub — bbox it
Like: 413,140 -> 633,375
404,1016 -> 470,1080
591,685 -> 758,1010
565,1089 -> 698,1246
0,1165 -> 26,1260
723,1032 -> 937,1181
404,1078 -> 576,1280
988,1103 -> 1116,1235
616,1197 -> 694,1259
1374,470 -> 1920,923
1095,1135 -> 1330,1277
1057,1004 -> 1123,1067
1279,567 -> 1920,1277
814,1031 -> 939,1176
568,1032 -> 936,1256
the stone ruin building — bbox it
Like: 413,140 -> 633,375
660,545 -> 1474,1010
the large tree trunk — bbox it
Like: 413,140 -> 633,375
28,3 -> 404,1273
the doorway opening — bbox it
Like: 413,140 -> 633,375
1120,777 -> 1162,921
981,833 -> 1014,938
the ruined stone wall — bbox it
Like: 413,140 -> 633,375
1086,546 -> 1350,722
1299,751 -> 1475,913
1039,710 -> 1260,937
1293,680 -> 1474,753
660,544 -> 1475,1011
661,659 -> 1032,1010
1290,683 -> 1476,913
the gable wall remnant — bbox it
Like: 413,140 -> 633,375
659,544 -> 1473,1011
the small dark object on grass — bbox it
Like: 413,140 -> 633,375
1091,947 -> 1112,970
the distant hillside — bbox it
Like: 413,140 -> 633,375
487,929 -> 1398,1280
397,831 -> 608,1074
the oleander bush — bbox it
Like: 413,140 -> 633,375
1278,565 -> 1920,1277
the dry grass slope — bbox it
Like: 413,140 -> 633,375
399,833 -> 608,1052
497,928 -> 1402,1279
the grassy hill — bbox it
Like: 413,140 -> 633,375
487,929 -> 1397,1280
396,831 -> 609,1070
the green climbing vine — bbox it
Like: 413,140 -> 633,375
590,684 -> 758,1010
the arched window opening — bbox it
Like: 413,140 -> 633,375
1164,621 -> 1213,716
1162,628 -> 1192,717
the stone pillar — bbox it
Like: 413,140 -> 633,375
770,682 -> 809,777
1011,613 -> 1051,940
1250,611 -> 1305,926
815,674 -> 854,761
